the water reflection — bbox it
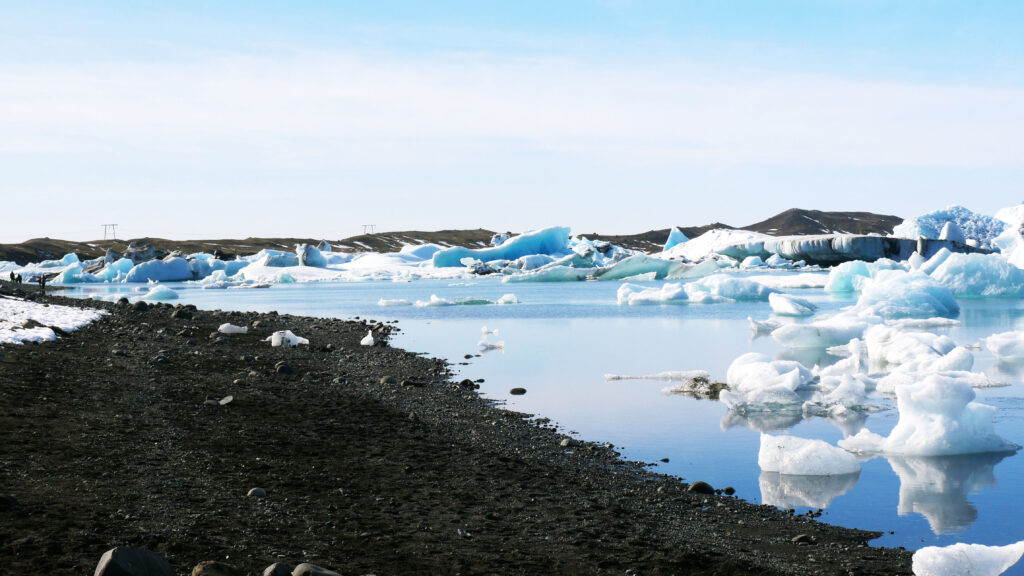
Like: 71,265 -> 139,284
721,410 -> 802,432
760,471 -> 861,509
887,452 -> 1012,534
776,348 -> 843,371
990,359 -> 1024,383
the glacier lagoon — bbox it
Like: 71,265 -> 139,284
66,275 -> 1024,560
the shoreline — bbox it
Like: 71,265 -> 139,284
0,280 -> 913,575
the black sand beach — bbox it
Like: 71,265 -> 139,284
0,281 -> 913,575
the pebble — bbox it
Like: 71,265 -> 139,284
380,375 -> 397,385
191,560 -> 243,576
274,361 -> 294,375
509,387 -> 527,395
401,379 -> 425,387
95,547 -> 173,576
660,458 -> 670,463
559,438 -> 572,447
792,534 -> 815,545
247,487 -> 267,498
292,563 -> 342,576
723,487 -> 736,496
262,564 -> 292,576
688,481 -> 715,495
0,494 -> 19,510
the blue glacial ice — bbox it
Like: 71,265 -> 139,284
663,227 -> 687,251
432,226 -> 572,268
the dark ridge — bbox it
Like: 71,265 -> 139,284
743,208 -> 903,236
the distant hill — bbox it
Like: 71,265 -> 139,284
0,210 -> 903,264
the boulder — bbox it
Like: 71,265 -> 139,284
191,561 -> 243,576
94,547 -> 173,576
262,564 -> 292,576
292,564 -> 342,576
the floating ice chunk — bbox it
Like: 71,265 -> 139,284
659,228 -> 772,261
740,256 -> 764,269
496,293 -> 519,305
758,434 -> 861,475
748,316 -> 782,335
125,257 -> 194,283
824,260 -> 873,293
360,331 -> 374,346
771,316 -> 873,349
296,244 -> 327,267
813,374 -> 875,411
433,226 -> 571,268
663,227 -> 688,251
266,330 -> 309,347
852,270 -> 959,319
414,295 -> 492,307
377,299 -> 412,306
887,317 -> 960,330
838,374 -> 1018,456
685,275 -> 777,302
768,293 -> 816,317
863,325 -> 972,373
747,273 -> 829,290
929,253 -> 1024,297
605,370 -> 711,383
893,205 -> 1006,249
481,326 -> 498,336
617,282 -> 687,305
399,243 -> 444,260
727,353 -> 814,393
143,285 -> 178,300
913,540 -> 1024,576
985,331 -> 1024,360
218,323 -> 248,335
938,221 -> 966,244
503,266 -> 596,283
251,249 -> 300,268
593,254 -> 688,281
759,470 -> 860,509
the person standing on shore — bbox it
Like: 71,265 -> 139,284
38,274 -> 46,294
8,271 -> 13,282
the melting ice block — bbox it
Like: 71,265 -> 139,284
913,540 -> 1024,576
432,226 -> 571,268
929,253 -> 1024,297
218,323 -> 248,335
266,330 -> 309,347
853,270 -> 959,319
758,434 -> 861,475
143,285 -> 178,300
838,375 -> 1018,456
985,331 -> 1024,360
360,331 -> 374,346
768,293 -> 817,317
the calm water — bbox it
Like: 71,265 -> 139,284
68,275 -> 1024,563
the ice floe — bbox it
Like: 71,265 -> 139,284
768,292 -> 816,317
913,540 -> 1024,576
758,434 -> 861,475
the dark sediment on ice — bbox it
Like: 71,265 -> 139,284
0,280 -> 913,575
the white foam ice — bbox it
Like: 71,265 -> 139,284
838,374 -> 1018,456
892,205 -> 1006,249
768,292 -> 816,317
758,434 -> 861,475
913,540 -> 1024,576
0,295 -> 106,345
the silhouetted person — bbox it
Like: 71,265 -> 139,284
8,271 -> 13,282
15,274 -> 22,284
38,275 -> 46,294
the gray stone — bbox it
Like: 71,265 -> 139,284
687,481 -> 715,495
559,438 -> 572,447
0,494 -> 18,510
291,563 -> 341,576
792,533 -> 815,545
94,546 -> 173,576
262,564 -> 292,576
191,561 -> 243,576
509,387 -> 527,395
379,375 -> 397,385
275,362 -> 294,375
247,487 -> 267,498
132,300 -> 149,312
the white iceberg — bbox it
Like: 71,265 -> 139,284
768,292 -> 817,317
838,374 -> 1018,456
913,540 -> 1024,576
985,331 -> 1024,360
929,253 -> 1024,297
852,270 -> 959,319
758,434 -> 861,476
125,257 -> 194,283
892,205 -> 1006,249
143,285 -> 178,300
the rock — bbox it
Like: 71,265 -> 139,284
723,486 -> 736,496
687,481 -> 715,495
458,379 -> 478,389
191,561 -> 243,576
380,376 -> 397,385
275,362 -> 294,375
559,438 -> 572,447
660,458 -> 670,463
400,379 -> 424,387
203,395 -> 220,406
262,564 -> 292,576
94,546 -> 174,576
509,387 -> 527,395
0,494 -> 18,510
171,308 -> 193,320
292,563 -> 341,576
132,301 -> 149,312
247,487 -> 267,498
792,533 -> 815,545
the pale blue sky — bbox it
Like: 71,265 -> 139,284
2,1 -> 1023,242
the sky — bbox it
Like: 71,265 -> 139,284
1,0 -> 1023,243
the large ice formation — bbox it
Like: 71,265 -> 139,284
125,257 -> 194,283
913,540 -> 1024,576
768,292 -> 816,317
719,353 -> 814,411
432,227 -> 571,268
758,434 -> 861,475
892,205 -> 1006,249
838,375 -> 1018,456
663,227 -> 688,251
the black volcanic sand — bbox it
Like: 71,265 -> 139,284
0,281 -> 913,575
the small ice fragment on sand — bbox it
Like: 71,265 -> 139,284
360,331 -> 375,346
218,323 -> 248,335
265,330 -> 309,347
913,540 -> 1024,576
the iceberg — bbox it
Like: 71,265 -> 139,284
929,253 -> 1024,297
399,243 -> 444,260
852,270 -> 959,319
659,228 -> 771,262
768,293 -> 816,317
913,540 -> 1024,576
296,244 -> 327,267
433,226 -> 571,268
771,316 -> 874,349
892,205 -> 1006,249
125,257 -> 194,283
719,353 -> 813,412
985,331 -> 1024,360
142,285 -> 178,300
758,434 -> 861,476
663,227 -> 687,251
838,375 -> 1018,456
496,293 -> 519,305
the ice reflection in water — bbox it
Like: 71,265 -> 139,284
887,452 -> 1011,534
760,471 -> 861,509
